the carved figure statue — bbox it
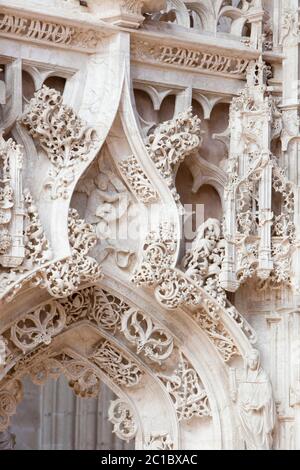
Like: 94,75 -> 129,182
76,152 -> 136,269
231,349 -> 276,450
182,218 -> 226,305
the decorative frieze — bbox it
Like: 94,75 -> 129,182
118,155 -> 159,204
230,349 -> 276,450
131,40 -> 252,78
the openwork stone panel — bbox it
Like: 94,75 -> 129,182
0,0 -> 297,451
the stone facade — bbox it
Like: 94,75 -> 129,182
0,0 -> 300,450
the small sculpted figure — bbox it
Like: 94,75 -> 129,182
231,349 -> 276,450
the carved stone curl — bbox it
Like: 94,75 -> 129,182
108,398 -> 138,442
37,209 -> 102,298
21,86 -> 98,200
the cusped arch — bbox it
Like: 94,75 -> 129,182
0,275 -> 251,449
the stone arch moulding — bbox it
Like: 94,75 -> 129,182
0,275 -> 251,450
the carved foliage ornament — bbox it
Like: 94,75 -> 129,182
158,352 -> 211,421
131,40 -> 251,78
133,222 -> 177,286
133,223 -> 255,345
192,308 -> 239,362
91,340 -> 143,388
108,398 -> 138,442
21,86 -> 99,200
10,302 -> 66,353
144,432 -> 174,450
0,380 -> 22,432
146,108 -> 202,202
5,286 -> 174,367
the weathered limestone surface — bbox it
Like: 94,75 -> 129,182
1,0 -> 300,450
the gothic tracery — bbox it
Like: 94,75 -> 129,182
0,0 -> 299,451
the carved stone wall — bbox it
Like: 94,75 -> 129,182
0,0 -> 300,451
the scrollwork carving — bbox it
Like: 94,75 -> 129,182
131,40 -> 251,78
108,398 -> 138,442
0,135 -> 24,268
23,190 -> 52,266
145,109 -> 202,202
91,340 -> 143,388
21,86 -> 98,200
158,352 -> 211,421
144,432 -> 174,450
59,354 -> 101,398
192,308 -> 239,362
118,155 -> 159,204
183,218 -> 226,307
10,302 -> 66,353
0,13 -> 103,51
37,208 -> 102,298
121,308 -> 174,364
0,380 -> 23,432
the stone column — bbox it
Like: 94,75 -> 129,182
280,0 -> 300,300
